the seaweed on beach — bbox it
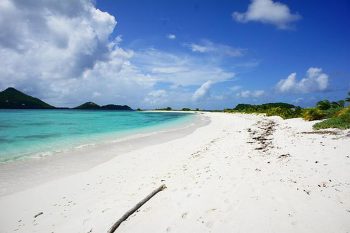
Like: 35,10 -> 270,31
248,120 -> 276,152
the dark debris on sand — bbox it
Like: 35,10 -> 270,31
247,120 -> 276,153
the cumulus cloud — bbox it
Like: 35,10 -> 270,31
192,80 -> 213,101
0,0 -> 155,107
185,40 -> 244,57
232,0 -> 301,29
236,90 -> 265,98
0,0 -> 237,109
167,34 -> 176,40
276,67 -> 329,93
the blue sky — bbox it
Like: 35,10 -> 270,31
0,0 -> 349,109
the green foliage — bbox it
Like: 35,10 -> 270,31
302,108 -> 326,121
322,106 -> 343,118
226,92 -> 350,130
228,102 -> 301,119
233,103 -> 296,112
182,108 -> 191,111
266,106 -> 302,119
313,107 -> 350,129
336,106 -> 350,116
136,108 -> 142,111
304,96 -> 348,121
156,107 -> 172,111
316,100 -> 331,110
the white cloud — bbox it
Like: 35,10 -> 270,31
276,67 -> 329,93
236,90 -> 265,98
133,49 -> 235,86
192,80 -> 213,101
276,73 -> 297,92
232,0 -> 301,29
0,0 -> 237,109
0,0 -> 156,107
167,34 -> 176,40
185,40 -> 244,57
144,90 -> 168,105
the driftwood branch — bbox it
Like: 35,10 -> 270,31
107,184 -> 167,233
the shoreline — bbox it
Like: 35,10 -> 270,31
0,112 -> 349,233
0,112 -> 209,196
0,110 -> 196,163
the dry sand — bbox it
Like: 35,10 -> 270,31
0,112 -> 349,233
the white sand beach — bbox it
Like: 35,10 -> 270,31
0,112 -> 349,233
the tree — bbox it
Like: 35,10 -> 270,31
316,100 -> 331,110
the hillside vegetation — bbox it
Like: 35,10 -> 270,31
0,87 -> 55,109
225,92 -> 350,130
225,102 -> 302,119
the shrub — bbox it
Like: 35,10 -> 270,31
266,107 -> 301,119
313,107 -> 350,129
316,100 -> 331,110
302,108 -> 326,121
336,106 -> 350,116
230,103 -> 302,119
182,108 -> 191,111
322,106 -> 343,118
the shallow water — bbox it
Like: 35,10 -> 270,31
0,110 -> 193,162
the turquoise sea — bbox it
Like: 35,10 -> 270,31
0,110 -> 193,162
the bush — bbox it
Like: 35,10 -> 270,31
302,108 -> 326,121
336,106 -> 350,117
313,107 -> 350,129
155,107 -> 172,111
266,107 -> 302,119
322,106 -> 343,118
316,100 -> 331,110
229,103 -> 302,119
182,108 -> 191,111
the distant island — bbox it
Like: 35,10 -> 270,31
0,87 -> 55,109
0,87 -> 133,110
74,102 -> 132,111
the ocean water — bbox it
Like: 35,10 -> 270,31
0,110 -> 193,162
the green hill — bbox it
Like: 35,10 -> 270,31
74,102 -> 133,110
100,104 -> 132,110
0,87 -> 55,109
74,102 -> 101,110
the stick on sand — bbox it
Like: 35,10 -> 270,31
107,184 -> 167,233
